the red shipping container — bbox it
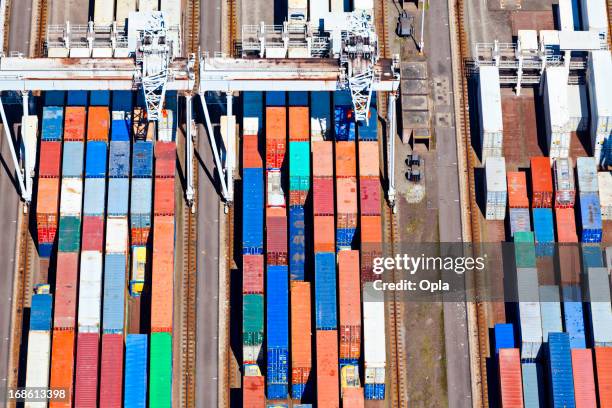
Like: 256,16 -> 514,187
87,107 -> 110,141
498,348 -> 523,408
336,142 -> 356,178
312,141 -> 333,177
266,215 -> 287,265
49,329 -> 75,408
265,138 -> 286,169
37,177 -> 60,243
99,333 -> 123,408
154,177 -> 175,215
531,157 -> 553,208
54,252 -> 78,329
314,216 -> 335,252
266,107 -> 287,140
243,376 -> 265,407
361,246 -> 382,283
82,215 -> 104,251
243,254 -> 264,294
39,141 -> 62,177
74,332 -> 99,408
291,282 -> 312,388
337,213 -> 358,229
361,216 -> 382,244
289,189 -> 308,207
595,347 -> 612,408
151,215 -> 174,331
316,330 -> 340,408
131,227 -> 150,246
339,250 -> 361,360
358,141 -> 379,177
571,349 -> 597,408
314,177 -> 334,216
243,134 -> 262,168
336,177 -> 358,214
155,142 -> 176,177
359,177 -> 381,216
64,106 -> 87,141
342,387 -> 365,407
289,106 -> 309,141
556,208 -> 578,243
507,171 -> 529,208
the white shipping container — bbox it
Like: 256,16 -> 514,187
577,157 -> 599,192
330,0 -> 345,12
544,67 -> 571,158
484,157 -> 507,220
478,66 -> 503,161
138,0 -> 159,11
116,0 -> 137,23
243,117 -> 260,136
581,0 -> 609,36
94,0 -> 115,24
266,170 -> 285,207
288,0 -> 307,21
309,0 -> 329,25
60,178 -> 83,216
158,109 -> 174,142
23,115 -> 38,179
25,331 -> 51,407
539,285 -> 563,340
554,158 -> 575,206
482,147 -> 503,164
587,267 -> 612,346
78,251 -> 102,331
558,0 -> 574,31
364,367 -> 386,386
363,282 -> 386,367
354,0 -> 374,11
567,84 -> 588,132
243,344 -> 263,365
517,268 -> 543,360
105,216 -> 129,254
599,171 -> 612,219
160,0 -> 181,26
587,51 -> 612,161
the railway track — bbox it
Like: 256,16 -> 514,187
227,0 -> 238,56
221,204 -> 233,408
3,0 -> 11,53
34,0 -> 47,57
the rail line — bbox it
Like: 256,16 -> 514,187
222,204 -> 233,408
3,0 -> 11,54
34,0 -> 47,57
227,0 -> 238,56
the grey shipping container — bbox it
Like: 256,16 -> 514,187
517,268 -> 543,360
83,178 -> 106,216
586,267 -> 612,346
62,142 -> 85,178
107,178 -> 129,215
538,285 -> 563,341
130,178 -> 152,215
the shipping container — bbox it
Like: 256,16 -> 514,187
586,51 -> 612,162
498,349 -> 524,408
243,92 -> 264,136
310,92 -> 331,141
74,332 -> 99,408
130,246 -> 146,296
547,332 -> 575,407
49,329 -> 75,407
244,377 -> 265,407
85,141 -> 107,178
517,268 -> 543,359
363,283 -> 386,400
311,141 -> 333,177
25,330 -> 51,394
478,66 -> 503,163
509,208 -> 531,237
37,177 -> 60,244
339,250 -> 361,361
315,252 -> 337,330
90,90 -> 110,106
314,215 -> 335,252
289,91 -> 308,106
62,141 -> 84,178
289,106 -> 309,141
554,158 -> 575,207
594,347 -> 612,405
358,107 -> 378,141
243,294 -> 264,364
579,192 -> 603,242
577,157 -> 599,193
336,142 -> 357,178
533,208 -> 555,256
243,168 -> 264,254
30,294 -> 53,331
358,141 -> 379,177
291,282 -> 312,400
544,67 -> 571,158
111,90 -> 133,112
243,134 -> 262,168
58,216 -> 81,253
531,157 -> 553,208
111,111 -> 131,141
361,215 -> 382,244
107,178 -> 129,216
131,177 -> 153,215
507,172 -> 529,208
484,157 -> 507,220
266,107 -> 287,142
334,105 -> 355,141
562,285 -> 586,349
267,92 -> 286,107
157,108 -> 175,142
132,142 -> 153,177
155,142 -> 176,177
151,215 -> 174,332
313,177 -> 334,215
289,206 -> 305,280
266,138 -> 287,170
154,178 -> 175,215
494,323 -> 515,353
45,91 -> 65,106
78,251 -> 102,331
567,84 -> 588,132
243,255 -> 264,294
571,349 -> 597,408
539,285 -> 563,340
41,106 -> 63,141
125,334 -> 148,408
93,0 -> 113,24
598,171 -> 612,220
64,106 -> 87,141
86,107 -> 110,141
289,141 -> 310,190
582,244 -> 603,268
99,333 -> 124,408
83,178 -> 106,216
60,178 -> 83,218
559,245 -> 581,285
149,333 -> 172,406
336,177 -> 358,216
316,330 -> 340,408
39,141 -> 62,178
267,170 -> 285,208
103,253 -> 126,333
266,215 -> 288,265
267,265 -> 289,399
556,208 -> 578,242
109,141 -> 130,178
521,362 -> 544,408
586,267 -> 612,346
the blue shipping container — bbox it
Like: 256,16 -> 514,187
315,252 -> 337,330
67,91 -> 88,106
130,178 -> 152,215
112,90 -> 133,112
267,265 -> 288,347
103,253 -> 126,333
109,141 -> 130,177
267,347 -> 289,400
124,334 -> 148,408
581,244 -> 603,268
243,168 -> 264,254
132,142 -> 153,178
522,362 -> 545,408
494,323 -> 515,353
365,384 -> 385,400
579,192 -> 603,243
90,90 -> 111,106
547,332 -> 575,408
292,383 -> 306,400
311,92 -> 331,139
39,243 -> 53,258
83,178 -> 106,215
336,227 -> 356,251
41,107 -> 64,141
131,214 -> 152,231
288,92 -> 308,106
107,178 -> 130,215
333,90 -> 353,107
243,92 -> 264,135
44,91 -> 65,106
62,142 -> 84,178
562,285 -> 586,349
30,294 -> 53,331
111,114 -> 131,141
85,141 -> 108,178
289,206 -> 305,280
533,208 -> 554,257
266,91 -> 286,107
357,107 -> 378,141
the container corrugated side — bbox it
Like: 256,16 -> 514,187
60,177 -> 83,216
82,215 -> 104,251
336,177 -> 358,216
266,107 -> 287,140
107,178 -> 130,216
266,138 -> 286,170
243,376 -> 265,407
316,330 -> 340,408
577,157 -> 598,193
132,142 -> 153,177
556,208 -> 578,242
243,255 -> 264,294
83,178 -> 106,216
507,171 -> 529,208
243,168 -> 264,254
78,251 -> 102,331
363,283 -> 386,400
563,285 -> 586,349
54,252 -> 78,329
289,206 -> 305,280
90,90 -> 110,106
339,250 -> 361,361
102,253 -> 126,333
567,84 -> 589,131
85,141 -> 107,178
290,282 -> 312,400
105,217 -> 128,254
533,208 -> 555,256
154,142 -> 176,177
594,347 -> 612,405
517,268 -> 543,360
62,141 -> 84,178
360,178 -> 381,216
310,92 -> 331,141
498,349 -> 524,408
44,91 -> 65,106
289,141 -> 310,190
571,349 -> 597,408
37,178 -> 60,244
579,192 -> 603,242
151,215 -> 174,332
39,141 -> 62,177
266,215 -> 288,265
494,323 -> 515,353
42,106 -> 63,141
539,285 -> 563,340
25,331 -> 51,391
531,157 -> 553,208
311,141 -> 333,177
111,90 -> 133,112
58,215 -> 81,253
582,244 -> 603,268
86,107 -> 109,141
289,106 -> 309,141
154,177 -> 175,215
243,294 -> 264,354
125,334 -> 148,408
547,332 -> 575,407
149,333 -> 172,407
109,141 -> 130,178
49,329 -> 75,407
67,90 -> 88,106
266,265 -> 289,399
521,362 -> 544,408
99,333 -> 123,408
315,252 -> 337,330
598,171 -> 612,220
30,294 -> 53,331
314,177 -> 334,215
553,158 -> 575,207
314,216 -> 335,252
288,91 -> 308,106
74,332 -> 99,407
586,267 -> 612,346
111,111 -> 131,141
266,91 -> 286,107
131,178 -> 152,215
361,215 -> 382,244
336,141 -> 357,178
509,208 -> 530,237
64,106 -> 86,141
243,134 -> 262,168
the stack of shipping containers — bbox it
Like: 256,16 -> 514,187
507,171 -> 530,236
577,157 -> 603,243
531,157 -> 555,257
265,91 -> 289,400
25,291 -> 53,395
242,92 -> 266,404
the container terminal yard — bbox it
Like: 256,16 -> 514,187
0,0 -> 610,407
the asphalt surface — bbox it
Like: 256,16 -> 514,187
48,0 -> 89,25
7,0 -> 33,54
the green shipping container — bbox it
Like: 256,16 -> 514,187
289,141 -> 310,183
243,295 -> 264,345
514,231 -> 536,268
289,176 -> 310,191
58,216 -> 81,252
149,332 -> 172,408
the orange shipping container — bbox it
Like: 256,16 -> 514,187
291,282 -> 312,387
243,134 -> 262,168
342,387 -> 365,407
314,216 -> 335,252
531,157 -> 553,208
595,347 -> 612,408
571,349 -> 597,408
336,142 -> 356,178
86,107 -> 110,141
498,348 -> 523,408
361,244 -> 383,283
37,177 -> 60,237
154,178 -> 175,216
266,107 -> 286,140
556,208 -> 578,243
243,376 -> 265,407
507,172 -> 529,208
64,106 -> 86,141
289,106 -> 309,141
312,141 -> 333,177
151,215 -> 174,331
361,216 -> 382,244
316,330 -> 340,408
338,250 -> 361,361
49,329 -> 75,408
336,177 -> 358,215
358,141 -> 379,177
55,252 -> 79,329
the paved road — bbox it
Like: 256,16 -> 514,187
48,0 -> 89,26
201,0 -> 222,54
7,0 -> 33,54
